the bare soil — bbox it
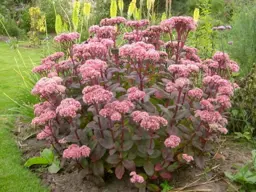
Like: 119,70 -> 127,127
17,121 -> 253,192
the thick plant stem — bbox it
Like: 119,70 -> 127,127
120,115 -> 125,151
169,88 -> 182,128
94,103 -> 104,138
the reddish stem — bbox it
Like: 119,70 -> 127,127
94,103 -> 104,138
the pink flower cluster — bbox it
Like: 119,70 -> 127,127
63,144 -> 91,159
32,109 -> 56,126
31,77 -> 66,98
82,85 -> 113,105
32,58 -> 56,74
182,154 -> 194,163
32,101 -> 56,125
130,172 -> 144,184
100,100 -> 134,121
56,98 -> 81,118
126,19 -> 150,29
36,126 -> 52,140
161,16 -> 196,33
164,135 -> 181,148
54,32 -> 80,43
44,52 -> 64,61
100,17 -> 126,26
73,41 -> 108,59
119,41 -> 159,61
131,111 -> 168,131
127,87 -> 146,101
203,52 -> 240,75
55,59 -> 72,72
79,59 -> 107,81
165,77 -> 191,92
188,88 -> 203,100
168,64 -> 199,77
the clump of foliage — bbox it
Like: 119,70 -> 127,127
224,2 -> 256,75
25,148 -> 60,174
228,64 -> 256,137
28,7 -> 46,45
188,0 -> 217,59
225,150 -> 256,191
29,16 -> 239,191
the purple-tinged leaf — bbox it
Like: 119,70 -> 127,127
122,160 -> 136,171
122,140 -> 134,151
109,148 -> 116,155
115,164 -> 125,179
143,161 -> 154,176
159,171 -> 172,180
106,154 -> 121,164
90,144 -> 106,162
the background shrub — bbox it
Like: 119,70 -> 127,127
224,2 -> 256,76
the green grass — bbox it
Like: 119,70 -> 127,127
0,42 -> 48,192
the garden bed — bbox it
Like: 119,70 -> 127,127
17,121 -> 251,192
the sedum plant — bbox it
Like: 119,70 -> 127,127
30,16 -> 239,191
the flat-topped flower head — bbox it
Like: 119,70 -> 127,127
56,98 -> 81,118
161,16 -> 196,33
195,110 -> 222,123
174,77 -> 191,89
32,110 -> 56,126
100,100 -> 134,121
79,59 -> 107,81
164,135 -> 181,148
36,126 -> 52,140
82,85 -> 113,105
216,95 -> 231,109
166,81 -> 177,93
131,111 -> 167,131
200,99 -> 215,111
44,52 -> 64,61
33,101 -> 53,116
188,88 -> 203,100
130,172 -> 144,184
89,25 -> 100,34
126,19 -> 150,29
127,87 -> 146,101
31,77 -> 66,98
213,51 -> 230,64
96,26 -> 117,39
54,32 -> 80,43
119,41 -> 156,61
182,154 -> 194,163
63,144 -> 91,159
100,17 -> 126,26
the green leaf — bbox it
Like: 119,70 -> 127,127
48,162 -> 60,174
252,150 -> 256,169
167,162 -> 179,172
24,157 -> 50,167
144,161 -> 154,176
40,148 -> 54,163
147,183 -> 160,192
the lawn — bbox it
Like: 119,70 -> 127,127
0,42 -> 48,192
